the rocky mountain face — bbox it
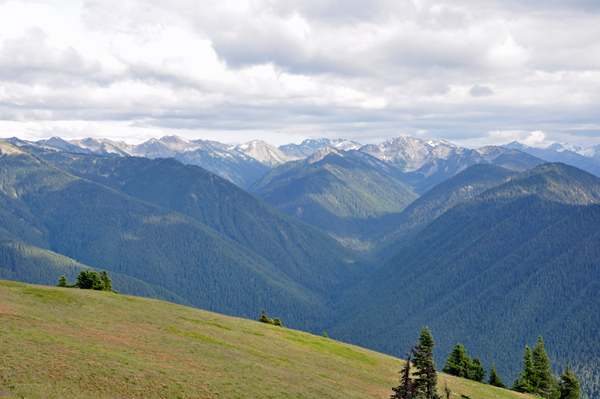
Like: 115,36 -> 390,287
278,138 -> 362,159
234,140 -> 291,166
358,136 -> 459,171
357,137 -> 542,194
5,136 -> 274,188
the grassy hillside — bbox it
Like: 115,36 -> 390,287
0,281 -> 535,399
332,163 -> 600,398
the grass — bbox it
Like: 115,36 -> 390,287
0,281 -> 535,399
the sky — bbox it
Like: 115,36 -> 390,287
1,0 -> 600,148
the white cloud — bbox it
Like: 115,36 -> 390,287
0,0 -> 599,147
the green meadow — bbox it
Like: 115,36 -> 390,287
0,280 -> 534,399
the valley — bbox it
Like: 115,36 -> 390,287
1,136 -> 599,398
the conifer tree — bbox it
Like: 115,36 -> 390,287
391,348 -> 414,399
488,363 -> 506,388
258,309 -> 269,323
515,337 -> 558,398
515,345 -> 535,393
57,275 -> 68,287
469,357 -> 486,382
443,343 -> 485,382
412,327 -> 439,399
443,343 -> 468,377
99,270 -> 113,292
558,365 -> 580,399
532,336 -> 556,397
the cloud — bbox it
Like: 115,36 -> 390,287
469,85 -> 494,97
0,0 -> 599,147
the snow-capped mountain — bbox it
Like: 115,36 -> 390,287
37,137 -> 94,155
358,136 -> 459,171
503,141 -> 600,177
234,140 -> 291,167
279,139 -> 362,159
69,138 -> 132,157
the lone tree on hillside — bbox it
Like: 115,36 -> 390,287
57,269 -> 117,293
57,275 -> 68,287
258,309 -> 283,326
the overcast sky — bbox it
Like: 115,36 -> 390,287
1,0 -> 600,147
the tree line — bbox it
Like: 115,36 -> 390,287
391,328 -> 580,399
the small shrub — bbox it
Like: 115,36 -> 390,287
258,310 -> 282,326
57,275 -> 68,287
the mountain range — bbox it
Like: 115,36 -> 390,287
0,140 -> 371,332
504,141 -> 600,177
2,136 -> 599,398
3,135 -> 569,191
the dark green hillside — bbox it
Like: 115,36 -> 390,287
36,151 -> 372,301
365,164 -> 517,260
250,147 -> 419,246
0,235 -> 189,305
0,144 -> 339,331
331,163 -> 600,398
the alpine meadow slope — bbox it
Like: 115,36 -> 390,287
0,281 -> 537,399
331,163 -> 600,399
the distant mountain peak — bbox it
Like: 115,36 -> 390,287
234,140 -> 291,167
279,138 -> 362,159
307,146 -> 344,164
502,141 -> 531,150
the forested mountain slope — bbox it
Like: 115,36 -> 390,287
331,163 -> 600,398
37,149 -> 373,302
0,236 -> 189,305
364,163 -> 517,260
250,147 -> 418,246
0,141 -> 370,332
